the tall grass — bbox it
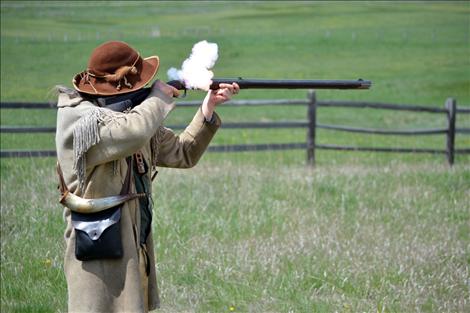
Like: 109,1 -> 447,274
1,157 -> 469,312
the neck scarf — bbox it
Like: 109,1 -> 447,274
91,87 -> 151,112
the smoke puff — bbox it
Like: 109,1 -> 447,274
166,40 -> 219,91
190,40 -> 218,69
167,67 -> 182,81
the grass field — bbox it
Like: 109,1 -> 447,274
1,1 -> 469,154
1,1 -> 469,313
1,157 -> 469,312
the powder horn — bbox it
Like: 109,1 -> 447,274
60,190 -> 145,214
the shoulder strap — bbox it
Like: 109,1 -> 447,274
56,161 -> 68,195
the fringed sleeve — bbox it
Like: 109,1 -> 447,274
72,108 -> 124,191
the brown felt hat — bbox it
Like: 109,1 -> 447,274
73,41 -> 159,96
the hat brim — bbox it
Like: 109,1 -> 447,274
73,56 -> 160,96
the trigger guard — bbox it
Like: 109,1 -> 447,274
176,89 -> 187,98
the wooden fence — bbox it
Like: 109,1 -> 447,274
1,92 -> 469,165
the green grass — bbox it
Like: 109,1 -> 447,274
1,1 -> 469,155
1,157 -> 469,312
1,1 -> 469,103
1,1 -> 470,312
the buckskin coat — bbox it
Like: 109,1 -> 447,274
55,88 -> 220,313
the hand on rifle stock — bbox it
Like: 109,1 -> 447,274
202,83 -> 240,121
150,80 -> 180,98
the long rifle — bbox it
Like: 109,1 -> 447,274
99,78 -> 371,112
167,78 -> 371,95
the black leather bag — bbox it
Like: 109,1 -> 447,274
72,206 -> 123,261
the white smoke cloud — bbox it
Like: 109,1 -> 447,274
167,40 -> 218,91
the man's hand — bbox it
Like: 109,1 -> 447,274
202,83 -> 240,121
150,80 -> 180,98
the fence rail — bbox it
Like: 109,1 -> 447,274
1,94 -> 469,165
1,124 -> 454,135
3,99 -> 470,111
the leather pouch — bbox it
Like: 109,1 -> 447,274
72,206 -> 122,261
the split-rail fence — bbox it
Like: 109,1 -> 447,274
1,91 -> 469,165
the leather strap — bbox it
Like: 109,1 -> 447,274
56,161 -> 68,194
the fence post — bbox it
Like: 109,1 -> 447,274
306,90 -> 317,166
445,98 -> 456,166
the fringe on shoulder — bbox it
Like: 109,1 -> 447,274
73,107 -> 124,192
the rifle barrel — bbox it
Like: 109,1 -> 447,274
210,78 -> 371,90
166,78 -> 372,91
